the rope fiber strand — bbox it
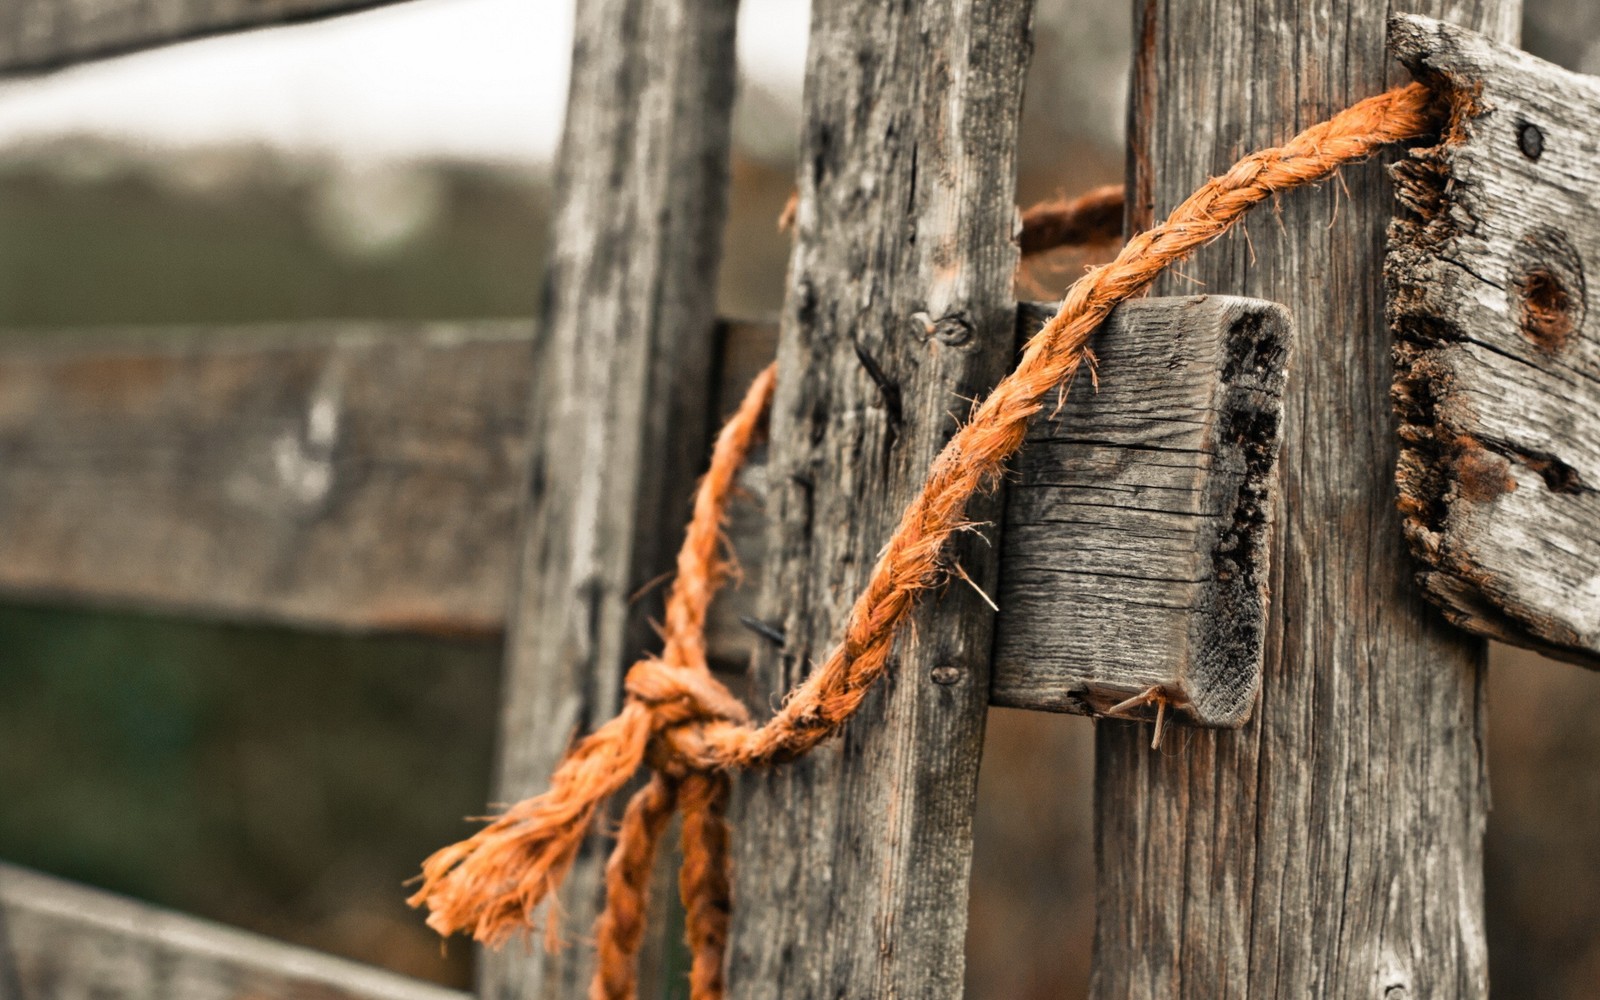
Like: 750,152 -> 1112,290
409,81 -> 1437,998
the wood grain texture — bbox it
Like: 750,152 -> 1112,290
0,863 -> 467,1000
0,0 -> 411,75
992,296 -> 1288,728
481,0 -> 737,997
722,0 -> 1033,996
0,322 -> 531,636
1387,14 -> 1600,668
1094,1 -> 1519,998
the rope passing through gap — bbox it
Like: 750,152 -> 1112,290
409,81 -> 1439,999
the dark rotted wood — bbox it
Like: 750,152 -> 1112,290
722,0 -> 1034,996
0,0 -> 416,75
992,296 -> 1288,728
0,322 -> 532,636
1387,14 -> 1600,668
1094,1 -> 1518,998
481,0 -> 738,997
0,863 -> 468,1000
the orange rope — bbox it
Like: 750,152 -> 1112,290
411,81 -> 1436,997
1018,183 -> 1125,256
788,183 -> 1126,255
591,774 -> 677,1000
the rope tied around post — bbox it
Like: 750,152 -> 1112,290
410,81 -> 1440,999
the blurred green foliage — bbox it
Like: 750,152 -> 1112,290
0,150 -> 548,327
0,600 -> 502,984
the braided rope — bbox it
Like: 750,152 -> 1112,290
410,81 -> 1436,998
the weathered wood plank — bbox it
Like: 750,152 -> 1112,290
1387,13 -> 1600,668
722,0 -> 1033,996
0,0 -> 413,76
0,862 -> 467,1000
0,322 -> 532,636
992,296 -> 1288,727
481,0 -> 738,996
1092,1 -> 1518,998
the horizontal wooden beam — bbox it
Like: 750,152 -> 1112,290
0,321 -> 534,637
0,300 -> 1287,724
1388,14 -> 1600,669
0,862 -> 469,1000
0,0 -> 413,75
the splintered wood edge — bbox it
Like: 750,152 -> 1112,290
1387,14 -> 1600,668
1188,302 -> 1289,724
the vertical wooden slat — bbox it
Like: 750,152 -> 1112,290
481,0 -> 739,997
1092,1 -> 1519,997
723,1 -> 1034,997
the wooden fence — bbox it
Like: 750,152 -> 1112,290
1,0 -> 1595,997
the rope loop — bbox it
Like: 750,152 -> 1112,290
625,657 -> 750,734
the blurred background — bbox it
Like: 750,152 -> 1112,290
0,0 -> 1595,996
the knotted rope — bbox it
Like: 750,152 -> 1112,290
411,81 -> 1437,999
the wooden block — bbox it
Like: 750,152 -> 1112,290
989,295 -> 1290,728
1388,14 -> 1600,668
0,862 -> 467,1000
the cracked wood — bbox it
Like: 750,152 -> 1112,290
1092,1 -> 1518,998
720,0 -> 1034,996
1388,13 -> 1600,668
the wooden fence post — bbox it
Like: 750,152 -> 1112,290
723,0 -> 1034,995
1092,1 -> 1519,996
482,1 -> 738,997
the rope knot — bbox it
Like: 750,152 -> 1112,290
625,657 -> 750,732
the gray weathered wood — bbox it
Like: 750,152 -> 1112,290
0,322 -> 531,636
1093,1 -> 1518,997
723,0 -> 1033,996
1387,14 -> 1600,669
0,862 -> 467,1000
482,0 -> 738,997
992,296 -> 1288,727
0,0 -> 413,76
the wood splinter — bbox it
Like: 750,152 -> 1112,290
1105,685 -> 1172,749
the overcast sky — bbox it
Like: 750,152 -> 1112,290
0,0 -> 809,164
